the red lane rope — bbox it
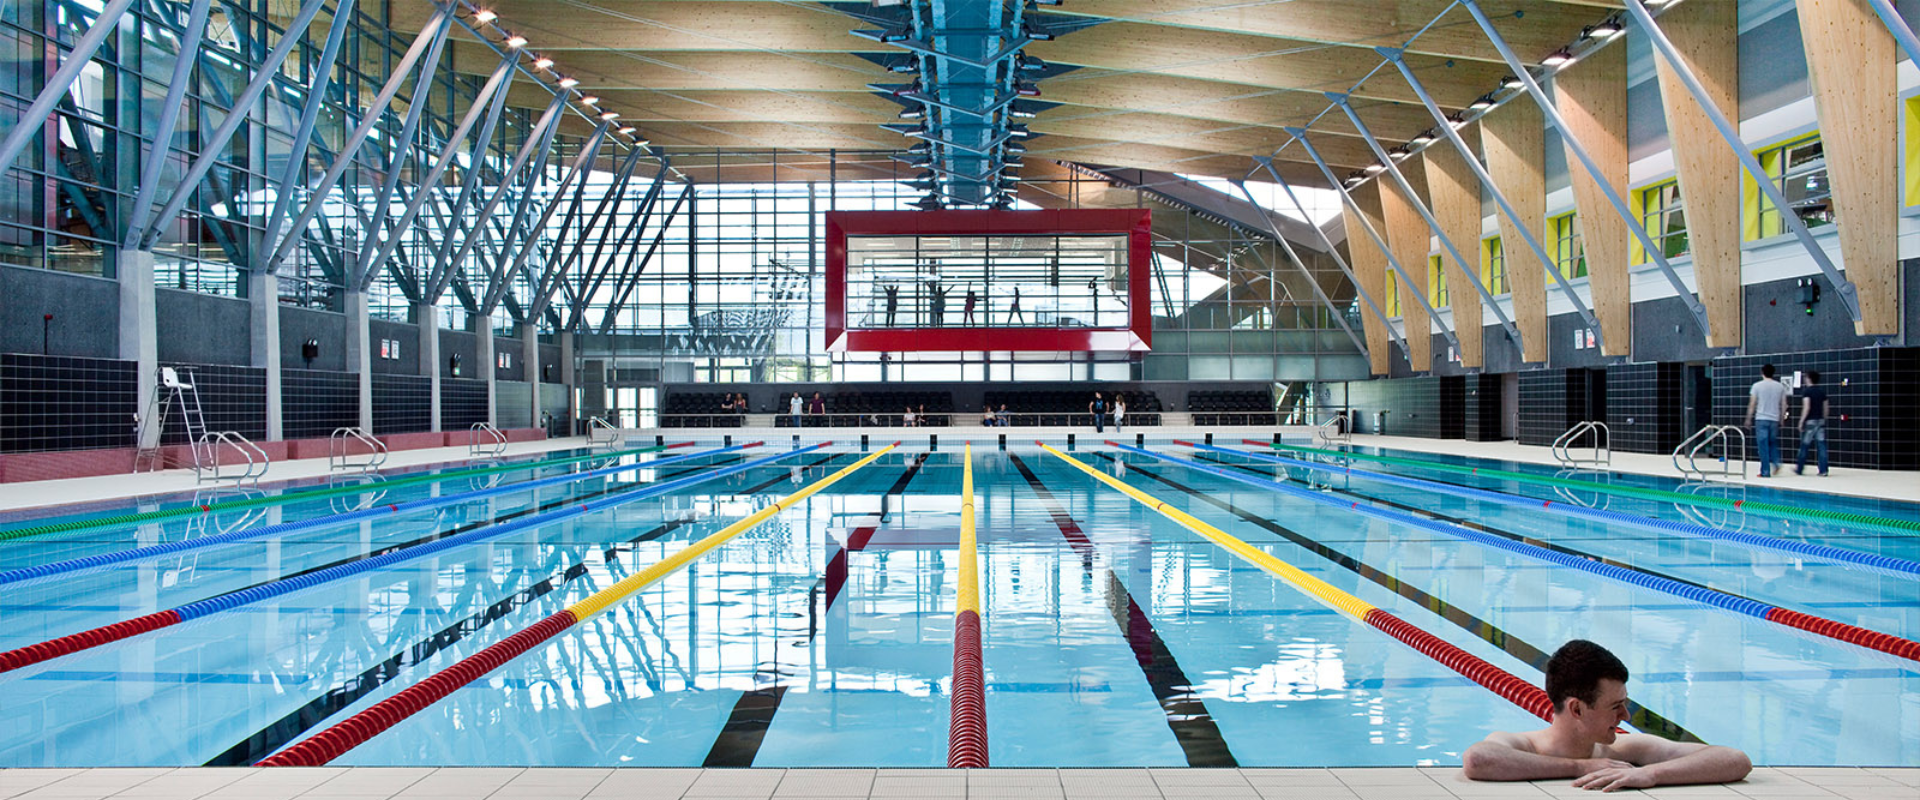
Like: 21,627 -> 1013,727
0,610 -> 180,673
946,610 -> 989,768
258,610 -> 580,766
1766,608 -> 1920,661
1363,609 -> 1554,722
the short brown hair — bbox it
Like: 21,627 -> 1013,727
1545,640 -> 1629,711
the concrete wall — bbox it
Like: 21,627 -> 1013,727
155,289 -> 251,366
0,265 -> 118,358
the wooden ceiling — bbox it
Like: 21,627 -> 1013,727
401,0 -> 1623,187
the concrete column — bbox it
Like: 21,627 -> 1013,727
417,301 -> 441,432
521,321 -> 542,432
560,331 -> 576,433
476,318 -> 496,426
119,250 -> 160,449
345,290 -> 373,432
248,268 -> 283,440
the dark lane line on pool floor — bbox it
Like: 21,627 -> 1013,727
704,454 -> 931,768
1009,455 -> 1238,768
207,454 -> 842,767
1101,453 -> 1701,744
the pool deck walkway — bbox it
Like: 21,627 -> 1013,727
0,767 -> 1914,800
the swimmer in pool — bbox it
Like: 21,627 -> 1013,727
1462,640 -> 1751,791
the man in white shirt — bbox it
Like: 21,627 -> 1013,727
1745,364 -> 1790,478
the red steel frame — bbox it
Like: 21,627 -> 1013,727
824,209 -> 1154,352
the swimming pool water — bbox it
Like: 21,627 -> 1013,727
0,441 -> 1912,767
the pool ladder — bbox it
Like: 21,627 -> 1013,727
1314,414 -> 1351,448
1673,424 -> 1748,481
1551,421 -> 1611,469
469,422 -> 507,457
194,431 -> 269,485
587,416 -> 621,449
329,426 -> 388,472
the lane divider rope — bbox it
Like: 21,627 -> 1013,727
0,444 -> 755,587
1188,442 -> 1919,577
1248,440 -> 1920,536
1136,444 -> 1920,664
258,442 -> 899,766
0,442 -> 693,542
0,444 -> 829,675
948,444 -> 988,768
1040,443 -> 1555,722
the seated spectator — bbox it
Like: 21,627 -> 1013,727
982,407 -> 997,427
903,406 -> 917,428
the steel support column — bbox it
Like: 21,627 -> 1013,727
571,167 -> 669,333
349,20 -> 457,286
0,0 -> 137,182
360,54 -> 516,300
525,125 -> 615,319
453,93 -> 567,305
1381,48 -> 1605,350
1255,158 -> 1408,360
259,0 -> 357,263
481,118 -> 570,310
1331,94 -> 1521,348
139,0 -> 332,250
262,4 -> 455,273
598,186 -> 690,333
1620,0 -> 1862,323
121,0 -> 214,250
1291,130 -> 1460,355
1458,0 -> 1714,340
1230,180 -> 1369,359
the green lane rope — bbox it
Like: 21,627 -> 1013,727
1259,441 -> 1920,535
0,442 -> 682,542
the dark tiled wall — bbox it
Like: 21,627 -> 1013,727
1882,348 -> 1920,470
1439,376 -> 1465,439
0,354 -> 137,453
1710,348 -> 1888,469
441,379 -> 489,431
155,364 -> 266,444
372,374 -> 433,435
1606,362 -> 1685,455
282,369 -> 359,439
1465,373 -> 1504,442
1345,376 -> 1445,438
1517,368 -> 1595,447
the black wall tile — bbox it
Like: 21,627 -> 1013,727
0,354 -> 138,452
282,368 -> 359,439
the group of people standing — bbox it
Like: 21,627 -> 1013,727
1745,364 -> 1832,477
881,282 -> 1024,327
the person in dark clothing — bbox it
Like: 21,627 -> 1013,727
930,283 -> 949,326
964,288 -> 978,325
1088,392 -> 1107,433
883,284 -> 900,326
1794,370 -> 1831,476
1008,286 -> 1024,325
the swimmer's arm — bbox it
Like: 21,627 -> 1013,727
1590,734 -> 1752,788
1461,733 -> 1626,782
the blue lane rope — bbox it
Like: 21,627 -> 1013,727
1187,443 -> 1920,578
0,443 -> 756,587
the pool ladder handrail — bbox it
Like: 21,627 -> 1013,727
329,426 -> 389,473
1551,421 -> 1611,468
193,430 -> 269,485
1551,468 -> 1611,510
1314,413 -> 1352,448
1675,480 -> 1749,531
1673,424 -> 1747,481
587,416 -> 620,449
468,422 -> 507,457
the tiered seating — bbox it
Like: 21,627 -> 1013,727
1189,390 -> 1274,426
662,391 -> 744,428
980,390 -> 1162,426
775,389 -> 954,427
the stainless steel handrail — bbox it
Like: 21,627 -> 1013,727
587,416 -> 620,448
1314,414 -> 1351,447
1552,421 -> 1611,467
329,426 -> 388,472
1673,424 -> 1747,480
194,431 -> 269,485
468,422 -> 507,457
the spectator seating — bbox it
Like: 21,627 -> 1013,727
771,389 -> 954,428
662,392 -> 745,428
1189,390 -> 1275,426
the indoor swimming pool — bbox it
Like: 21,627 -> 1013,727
0,438 -> 1912,768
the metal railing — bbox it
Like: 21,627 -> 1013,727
327,474 -> 388,514
1673,424 -> 1747,481
1551,421 -> 1611,468
193,431 -> 269,485
1676,481 -> 1749,531
587,416 -> 621,448
1551,469 -> 1611,510
1314,414 -> 1351,447
468,422 -> 507,457
329,427 -> 388,472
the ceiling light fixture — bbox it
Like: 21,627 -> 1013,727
579,94 -> 600,105
1364,163 -> 1386,174
557,76 -> 579,88
1541,49 -> 1572,68
503,33 -> 527,49
1501,74 -> 1524,89
532,55 -> 554,70
1586,17 -> 1623,39
472,8 -> 496,23
1469,94 -> 1493,110
617,125 -> 635,134
599,110 -> 619,120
